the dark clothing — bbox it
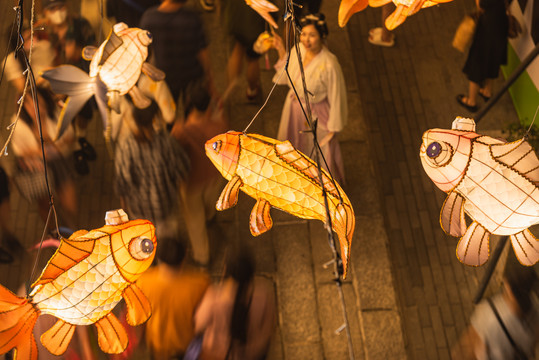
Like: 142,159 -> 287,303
107,0 -> 160,28
224,0 -> 268,58
0,167 -> 9,203
463,0 -> 508,83
140,7 -> 207,101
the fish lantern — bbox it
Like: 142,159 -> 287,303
42,22 -> 165,139
205,131 -> 354,278
245,0 -> 279,29
420,117 -> 539,267
0,209 -> 156,360
338,0 -> 452,29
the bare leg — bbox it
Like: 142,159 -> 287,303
57,180 -> 78,230
246,56 -> 261,94
225,42 -> 245,95
466,81 -> 480,107
480,79 -> 493,98
381,4 -> 393,42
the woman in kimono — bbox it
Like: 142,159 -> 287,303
273,13 -> 348,184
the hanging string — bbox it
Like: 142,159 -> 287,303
524,104 -> 539,139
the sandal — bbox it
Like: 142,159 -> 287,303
0,247 -> 13,264
368,30 -> 395,47
456,94 -> 478,112
78,137 -> 97,161
479,90 -> 491,102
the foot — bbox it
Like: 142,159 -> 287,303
0,247 -> 13,264
479,89 -> 491,102
456,94 -> 478,112
200,0 -> 215,11
246,86 -> 261,102
78,138 -> 96,161
368,29 -> 395,47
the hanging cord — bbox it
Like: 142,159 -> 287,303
523,105 -> 539,139
1,0 -> 60,297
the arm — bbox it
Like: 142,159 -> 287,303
325,55 -> 347,133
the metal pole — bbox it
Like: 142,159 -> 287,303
473,236 -> 509,304
476,43 -> 539,123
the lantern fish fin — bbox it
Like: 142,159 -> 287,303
368,0 -> 391,7
250,199 -> 273,236
141,62 -> 165,82
41,65 -> 95,140
0,285 -> 39,360
95,312 -> 129,354
82,45 -> 98,61
99,26 -> 124,67
385,5 -> 407,30
456,222 -> 490,266
510,229 -> 539,266
123,284 -> 152,326
333,202 -> 354,278
338,0 -> 369,27
440,191 -> 467,237
32,232 -> 94,287
491,138 -> 539,183
41,319 -> 75,356
275,140 -> 340,199
128,86 -> 152,110
217,175 -> 243,211
247,0 -> 279,28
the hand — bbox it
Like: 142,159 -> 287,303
272,32 -> 286,59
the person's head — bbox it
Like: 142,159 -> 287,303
155,230 -> 187,268
184,81 -> 211,116
299,13 -> 328,53
503,262 -> 538,315
42,0 -> 68,26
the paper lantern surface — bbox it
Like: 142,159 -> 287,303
420,117 -> 539,267
205,131 -> 354,277
338,0 -> 452,28
41,22 -> 165,139
0,210 -> 156,360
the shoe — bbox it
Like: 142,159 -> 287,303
456,94 -> 478,112
78,137 -> 96,161
200,0 -> 215,11
246,86 -> 261,102
479,91 -> 491,102
368,29 -> 395,47
0,247 -> 13,264
74,150 -> 90,175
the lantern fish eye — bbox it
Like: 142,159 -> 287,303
426,142 -> 442,158
212,140 -> 222,152
138,31 -> 152,46
129,236 -> 154,260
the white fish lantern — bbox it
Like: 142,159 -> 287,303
419,117 -> 539,267
42,22 -> 165,139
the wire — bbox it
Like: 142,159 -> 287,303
524,105 -> 539,139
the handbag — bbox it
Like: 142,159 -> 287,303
452,14 -> 477,53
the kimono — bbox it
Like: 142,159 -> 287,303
273,43 -> 347,183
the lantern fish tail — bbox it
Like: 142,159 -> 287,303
41,65 -> 95,140
332,202 -> 355,279
0,285 -> 39,360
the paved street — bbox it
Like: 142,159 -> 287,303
0,0 -> 525,358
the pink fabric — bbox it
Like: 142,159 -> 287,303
287,97 -> 345,183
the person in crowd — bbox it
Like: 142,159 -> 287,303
194,245 -> 276,360
367,4 -> 395,47
10,87 -> 78,236
223,0 -> 273,101
107,0 -> 160,28
452,257 -> 539,359
273,13 -> 347,184
137,232 -> 210,359
113,98 -> 190,229
140,0 -> 213,113
456,0 -> 508,112
171,83 -> 227,267
38,0 -> 97,175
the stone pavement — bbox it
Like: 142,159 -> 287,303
0,0 -> 526,359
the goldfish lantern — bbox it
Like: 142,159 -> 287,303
420,117 -> 539,266
245,0 -> 279,29
0,209 -> 156,360
338,0 -> 453,29
205,131 -> 354,278
42,22 -> 165,139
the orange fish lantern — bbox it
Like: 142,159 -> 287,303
338,0 -> 452,29
42,22 -> 165,139
205,131 -> 354,277
0,209 -> 156,360
420,117 -> 539,267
